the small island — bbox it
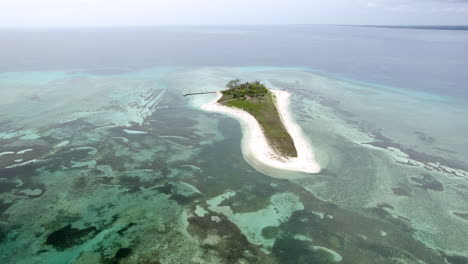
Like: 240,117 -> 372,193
200,79 -> 320,175
217,80 -> 297,158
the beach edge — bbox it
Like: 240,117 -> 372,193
200,90 -> 321,176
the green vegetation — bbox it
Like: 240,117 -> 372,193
219,80 -> 297,158
223,79 -> 268,100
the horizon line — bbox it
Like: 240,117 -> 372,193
0,23 -> 468,29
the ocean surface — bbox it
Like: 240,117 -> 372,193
0,25 -> 467,264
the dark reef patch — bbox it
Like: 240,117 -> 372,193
62,149 -> 96,168
433,147 -> 457,154
376,203 -> 394,210
187,214 -> 275,263
0,224 -> 7,243
108,247 -> 132,264
169,194 -> 195,205
118,172 -> 163,194
261,226 -> 279,239
73,176 -> 89,191
443,253 -> 468,264
119,175 -> 145,193
0,177 -> 18,194
154,182 -> 202,205
452,212 -> 468,221
0,200 -> 12,216
414,131 -> 435,144
117,222 -> 136,235
96,176 -> 114,185
278,209 -> 347,253
364,130 -> 467,172
48,118 -> 97,131
45,224 -> 98,250
392,186 -> 412,197
272,237 -> 336,264
318,97 -> 340,108
219,185 -> 274,213
313,94 -> 358,118
356,240 -> 406,259
410,174 -> 443,191
0,158 -> 58,195
367,207 -> 413,234
155,183 -> 172,195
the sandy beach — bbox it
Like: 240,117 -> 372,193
201,90 -> 321,175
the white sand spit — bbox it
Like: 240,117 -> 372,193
201,90 -> 320,175
16,149 -> 33,154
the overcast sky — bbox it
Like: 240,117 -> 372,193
1,0 -> 467,27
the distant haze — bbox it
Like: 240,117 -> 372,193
1,0 -> 468,27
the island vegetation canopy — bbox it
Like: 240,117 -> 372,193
223,79 -> 268,100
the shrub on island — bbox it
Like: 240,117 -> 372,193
223,79 -> 268,100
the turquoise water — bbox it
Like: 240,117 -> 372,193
0,66 -> 467,263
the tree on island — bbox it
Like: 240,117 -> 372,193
224,80 -> 268,100
226,79 -> 240,90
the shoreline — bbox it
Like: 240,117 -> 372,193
201,90 -> 321,175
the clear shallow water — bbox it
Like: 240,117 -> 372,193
0,26 -> 467,264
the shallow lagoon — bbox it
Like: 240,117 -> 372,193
0,66 -> 467,263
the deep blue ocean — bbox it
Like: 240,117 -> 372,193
1,25 -> 467,100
